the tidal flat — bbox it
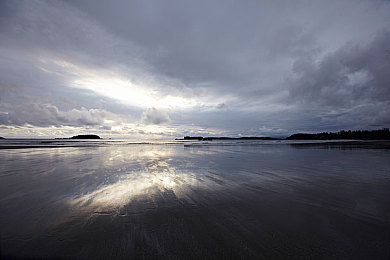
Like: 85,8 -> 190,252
1,140 -> 390,259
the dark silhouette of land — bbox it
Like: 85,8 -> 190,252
178,129 -> 390,141
177,136 -> 280,141
70,134 -> 101,139
287,129 -> 390,140
0,137 -> 5,139
55,134 -> 101,140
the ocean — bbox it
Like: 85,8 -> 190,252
1,139 -> 390,259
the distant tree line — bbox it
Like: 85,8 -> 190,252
180,136 -> 279,141
287,129 -> 390,140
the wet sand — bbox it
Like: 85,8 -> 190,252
1,141 -> 390,259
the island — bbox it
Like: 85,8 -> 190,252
177,129 -> 390,141
0,137 -> 5,139
287,129 -> 390,140
55,134 -> 101,140
176,136 -> 280,141
70,134 -> 101,139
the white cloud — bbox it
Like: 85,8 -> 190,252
142,107 -> 170,125
0,103 -> 109,127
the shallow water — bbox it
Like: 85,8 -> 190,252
0,141 -> 390,259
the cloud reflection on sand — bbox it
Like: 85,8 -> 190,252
64,145 -> 228,211
68,169 -> 216,211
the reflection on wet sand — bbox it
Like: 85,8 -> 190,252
1,142 -> 390,259
65,146 -> 224,213
69,169 -> 214,210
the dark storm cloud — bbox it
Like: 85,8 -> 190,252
0,0 -> 144,67
290,30 -> 390,106
288,30 -> 390,128
67,0 -> 390,98
0,0 -> 389,136
66,0 -> 310,95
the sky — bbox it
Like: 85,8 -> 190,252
0,0 -> 389,138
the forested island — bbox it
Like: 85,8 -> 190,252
55,135 -> 101,140
178,136 -> 280,141
178,129 -> 390,141
287,129 -> 390,140
70,135 -> 101,139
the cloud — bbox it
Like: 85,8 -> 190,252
0,103 -> 109,127
0,0 -> 389,137
99,125 -> 112,130
288,30 -> 390,127
289,30 -> 390,106
216,103 -> 227,109
142,107 -> 170,125
68,0 -> 390,99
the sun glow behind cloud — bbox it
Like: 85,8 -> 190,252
72,76 -> 196,109
46,59 -> 200,109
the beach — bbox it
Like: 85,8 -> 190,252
1,140 -> 390,259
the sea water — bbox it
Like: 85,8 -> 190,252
0,139 -> 389,258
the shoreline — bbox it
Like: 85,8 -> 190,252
1,139 -> 390,149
